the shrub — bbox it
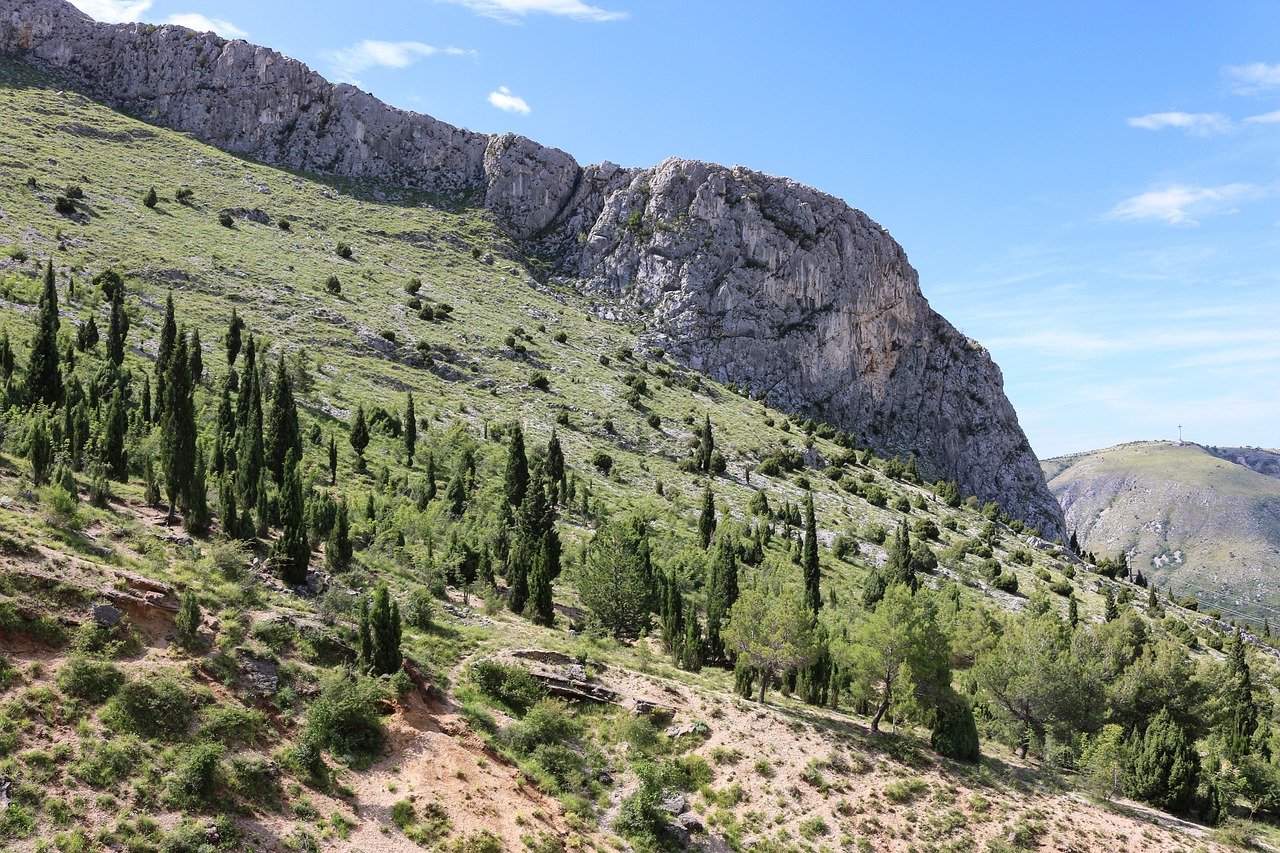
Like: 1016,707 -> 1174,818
57,658 -> 125,704
304,672 -> 389,768
64,184 -> 85,200
70,737 -> 136,788
529,370 -> 549,390
552,331 -> 567,343
405,278 -> 422,294
218,212 -> 233,227
167,741 -> 226,807
391,798 -> 417,829
931,694 -> 980,762
469,660 -> 545,713
883,778 -> 928,804
590,451 -> 613,475
143,187 -> 157,208
175,187 -> 194,203
278,219 -> 291,230
107,677 -> 195,739
324,275 -> 341,294
198,705 -> 267,746
991,573 -> 1019,594
335,242 -> 353,259
501,699 -> 578,756
647,413 -> 661,429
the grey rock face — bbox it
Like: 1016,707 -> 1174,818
1,0 -> 1064,537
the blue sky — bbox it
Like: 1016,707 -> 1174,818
71,0 -> 1280,459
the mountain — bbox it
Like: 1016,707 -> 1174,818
1043,441 -> 1280,623
0,0 -> 1064,539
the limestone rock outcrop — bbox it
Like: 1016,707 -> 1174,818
0,0 -> 1065,537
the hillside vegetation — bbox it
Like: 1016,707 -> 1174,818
1043,442 -> 1280,625
0,55 -> 1278,853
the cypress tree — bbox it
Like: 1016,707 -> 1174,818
1103,585 -> 1118,622
185,444 -> 211,534
140,376 -> 152,424
76,316 -> 99,352
188,329 -> 203,384
803,491 -> 820,613
510,468 -> 558,623
0,327 -> 14,381
358,598 -> 373,672
698,484 -> 716,549
325,499 -> 352,571
443,465 -> 467,516
699,414 -> 714,473
235,348 -> 264,510
662,570 -> 683,654
404,392 -> 416,467
680,609 -> 703,672
225,308 -> 244,367
705,533 -> 738,661
271,451 -> 310,586
368,583 -> 402,675
26,259 -> 62,407
265,358 -> 302,487
424,452 -> 437,502
1126,706 -> 1198,813
106,284 -> 128,367
154,293 -> 176,421
103,389 -> 129,481
1068,594 -> 1079,629
219,473 -> 240,540
328,433 -> 338,484
502,423 -> 529,514
349,404 -> 370,456
28,417 -> 53,486
161,333 -> 196,524
546,428 -> 565,504
1225,632 -> 1257,761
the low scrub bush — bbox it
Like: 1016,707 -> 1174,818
57,657 -> 125,704
469,659 -> 545,713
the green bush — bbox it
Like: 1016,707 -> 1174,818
228,752 -> 282,809
106,677 -> 195,739
336,242 -> 353,259
930,694 -> 980,762
469,660 -> 545,713
324,274 -> 341,294
198,704 -> 266,745
57,657 -> 125,704
218,212 -> 233,227
167,741 -> 226,808
70,737 -> 137,788
304,672 -> 389,768
500,698 -> 577,755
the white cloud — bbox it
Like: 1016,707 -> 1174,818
1244,109 -> 1280,125
488,86 -> 531,114
1224,61 -> 1280,95
322,40 -> 475,80
1105,183 -> 1262,226
165,13 -> 246,39
68,0 -> 153,22
1127,111 -> 1233,136
438,0 -> 626,23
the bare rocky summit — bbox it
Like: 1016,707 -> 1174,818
0,0 -> 1065,538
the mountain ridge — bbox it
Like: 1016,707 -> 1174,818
0,0 -> 1065,539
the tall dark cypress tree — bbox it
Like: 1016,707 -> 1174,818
103,390 -> 129,481
225,308 -> 244,367
325,498 -> 352,570
705,533 -> 738,661
272,450 -> 310,586
698,484 -> 717,549
235,341 -> 264,511
154,293 -> 176,421
699,414 -> 714,473
546,428 -> 566,505
106,284 -> 128,367
1226,632 -> 1257,761
803,491 -> 821,614
403,392 -> 417,468
349,404 -> 369,461
0,327 -> 14,381
188,329 -> 203,385
367,583 -> 402,675
160,332 -> 196,524
327,433 -> 338,485
26,259 -> 62,407
265,357 -> 302,487
509,467 -> 558,620
424,452 -> 437,502
502,424 -> 529,515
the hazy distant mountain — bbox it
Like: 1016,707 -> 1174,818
1043,441 -> 1280,623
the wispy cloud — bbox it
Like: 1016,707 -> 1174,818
1244,109 -> 1280,125
322,40 -> 476,80
1127,111 -> 1232,136
1224,61 -> 1280,95
488,86 -> 531,114
165,13 -> 246,39
1104,183 -> 1262,226
68,0 -> 153,22
437,0 -> 626,24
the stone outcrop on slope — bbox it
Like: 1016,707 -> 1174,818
0,0 -> 1065,537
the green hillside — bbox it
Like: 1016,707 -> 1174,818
0,53 -> 1277,853
1044,441 -> 1280,624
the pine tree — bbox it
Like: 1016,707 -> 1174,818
803,491 -> 821,614
265,357 -> 302,487
403,392 -> 416,468
578,516 -> 653,638
161,332 -> 196,524
698,484 -> 716,549
106,284 -> 128,367
26,259 -> 62,407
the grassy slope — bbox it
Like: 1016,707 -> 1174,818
1044,441 -> 1280,623
0,56 -> 1265,852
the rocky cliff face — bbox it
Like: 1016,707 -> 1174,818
0,0 -> 1065,538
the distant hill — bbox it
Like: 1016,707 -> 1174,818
1043,441 -> 1280,623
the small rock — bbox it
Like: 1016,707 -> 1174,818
92,604 -> 122,627
658,793 -> 687,815
239,655 -> 279,695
